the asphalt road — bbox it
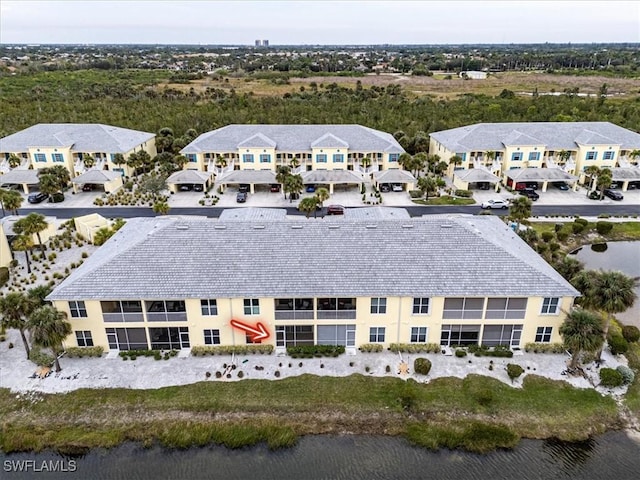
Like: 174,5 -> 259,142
12,203 -> 640,219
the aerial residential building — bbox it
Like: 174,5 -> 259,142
429,122 -> 640,191
48,211 -> 578,353
0,124 -> 157,185
180,124 -> 411,193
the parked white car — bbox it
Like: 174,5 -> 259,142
481,199 -> 510,209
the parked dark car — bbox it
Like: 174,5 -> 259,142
27,192 -> 48,204
178,184 -> 193,191
193,184 -> 204,192
236,192 -> 248,203
326,204 -> 345,215
82,184 -> 95,192
270,184 -> 281,192
588,190 -> 601,200
379,183 -> 391,192
604,188 -> 624,201
552,182 -> 569,190
238,184 -> 250,193
49,192 -> 64,203
478,182 -> 491,190
518,188 -> 539,201
305,184 -> 316,193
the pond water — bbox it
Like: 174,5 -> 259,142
568,241 -> 640,326
2,432 -> 640,480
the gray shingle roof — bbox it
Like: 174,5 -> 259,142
218,170 -> 276,184
301,170 -> 363,184
430,122 -> 640,152
181,125 -> 405,154
166,170 -> 213,184
47,214 -> 579,301
454,169 -> 500,183
0,124 -> 155,154
0,170 -> 39,185
373,169 -> 417,183
509,168 -> 578,182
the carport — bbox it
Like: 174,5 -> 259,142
452,168 -> 500,192
372,169 -> 416,191
0,169 -> 39,194
301,170 -> 364,194
166,170 -> 214,194
71,170 -> 123,194
610,167 -> 640,191
217,170 -> 276,194
505,168 -> 578,192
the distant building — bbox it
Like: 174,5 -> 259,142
255,40 -> 261,47
460,71 -> 487,80
262,39 -> 269,47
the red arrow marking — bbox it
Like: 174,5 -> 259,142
230,319 -> 270,342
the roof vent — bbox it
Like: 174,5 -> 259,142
253,225 -> 265,230
175,225 -> 189,230
328,225 -> 340,229
365,224 -> 377,229
214,225 -> 227,230
291,225 -> 303,229
440,224 -> 453,228
401,224 -> 414,229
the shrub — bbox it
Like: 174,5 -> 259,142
286,345 -> 345,357
414,358 -> 432,375
574,217 -> 589,226
237,371 -> 244,379
571,223 -> 585,234
455,349 -> 467,358
274,370 -> 280,378
596,221 -> 614,235
469,344 -> 513,358
454,189 -> 472,198
65,346 -> 104,358
556,231 -> 569,242
524,343 -> 565,354
215,371 -> 222,379
622,325 -> 640,343
191,345 -> 274,356
506,363 -> 524,382
541,231 -> 554,243
29,347 -> 55,367
554,223 -> 564,232
616,365 -> 635,385
608,335 -> 629,355
359,343 -> 383,353
0,267 -> 9,287
385,365 -> 391,373
389,343 -> 440,354
599,368 -> 624,388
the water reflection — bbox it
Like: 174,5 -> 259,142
590,243 -> 608,253
542,437 -> 596,472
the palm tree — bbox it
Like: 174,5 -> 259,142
596,169 -> 612,200
560,309 -> 604,370
284,174 -> 303,203
27,285 -> 53,307
28,306 -> 72,372
427,154 -> 441,174
12,235 -> 34,274
0,292 -> 37,358
215,156 -> 227,170
412,152 -> 427,177
298,197 -> 319,218
13,213 -> 48,255
289,158 -> 300,170
417,175 -> 438,200
2,189 -> 23,215
111,153 -> 127,170
508,196 -> 532,231
553,256 -> 584,282
584,165 -> 600,193
630,149 -> 640,164
8,154 -> 22,169
485,151 -> 496,163
83,154 -> 96,170
152,201 -> 170,215
557,150 -> 571,164
38,165 -> 70,199
0,188 -> 8,216
315,187 -> 330,208
448,155 -> 463,174
360,156 -> 372,172
275,165 -> 291,198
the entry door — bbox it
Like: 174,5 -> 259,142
180,328 -> 191,348
106,329 -> 118,350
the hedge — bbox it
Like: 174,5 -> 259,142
0,267 -> 8,288
119,349 -> 179,360
286,345 -> 344,358
468,344 -> 513,358
599,368 -> 624,388
191,345 -> 274,356
596,221 -> 614,235
359,344 -> 384,353
389,343 -> 441,354
524,343 -> 565,354
29,347 -> 55,367
414,358 -> 432,375
608,335 -> 629,355
454,189 -> 473,198
65,346 -> 104,358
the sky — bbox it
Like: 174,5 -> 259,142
1,0 -> 639,45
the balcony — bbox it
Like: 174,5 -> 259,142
103,312 -> 144,322
274,311 -> 314,320
317,310 -> 356,320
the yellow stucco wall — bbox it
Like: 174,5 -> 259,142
57,295 -> 573,351
238,148 -> 277,171
28,146 -> 74,172
0,223 -> 12,268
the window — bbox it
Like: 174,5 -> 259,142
316,154 -> 327,163
410,327 -> 428,343
145,300 -> 187,321
317,324 -> 356,346
511,152 -> 523,161
204,329 -> 221,345
150,326 -> 189,349
186,154 -> 197,163
276,325 -> 314,347
535,326 -> 553,343
481,324 -> 522,347
370,297 -> 387,314
69,301 -> 87,318
105,327 -> 148,350
541,297 -> 560,315
456,152 -> 467,161
440,324 -> 481,346
389,153 -> 399,162
34,153 -> 46,163
75,330 -> 93,347
528,152 -> 540,161
333,154 -> 344,163
110,154 -> 117,162
317,298 -> 356,319
603,151 -> 614,161
244,298 -> 260,315
242,154 -> 254,163
369,327 -> 386,343
200,299 -> 218,316
101,300 -> 143,322
586,151 -> 597,161
274,298 -> 313,320
412,297 -> 430,315
485,298 -> 528,320
52,153 -> 64,163
260,154 -> 271,163
443,298 -> 484,319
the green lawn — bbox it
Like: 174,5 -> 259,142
412,196 -> 476,206
0,373 -> 619,454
